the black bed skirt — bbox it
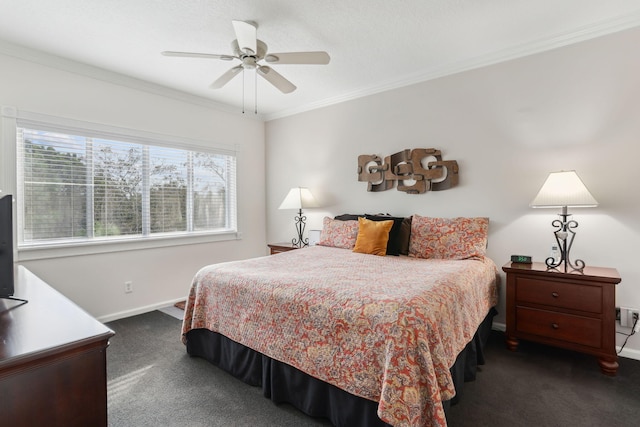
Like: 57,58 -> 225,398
185,307 -> 497,427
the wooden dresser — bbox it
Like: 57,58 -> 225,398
503,261 -> 620,376
0,266 -> 115,426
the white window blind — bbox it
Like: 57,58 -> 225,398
16,122 -> 237,247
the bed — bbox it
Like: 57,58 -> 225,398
182,215 -> 498,427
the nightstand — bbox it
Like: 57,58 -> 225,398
503,261 -> 621,376
267,242 -> 300,255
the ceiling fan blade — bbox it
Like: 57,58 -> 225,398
264,51 -> 330,65
232,20 -> 257,55
210,65 -> 243,89
257,66 -> 296,94
162,51 -> 235,61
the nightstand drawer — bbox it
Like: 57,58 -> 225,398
516,277 -> 602,313
516,307 -> 602,348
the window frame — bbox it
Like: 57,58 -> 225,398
1,107 -> 241,261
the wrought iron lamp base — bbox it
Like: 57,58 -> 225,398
545,206 -> 586,273
290,208 -> 308,248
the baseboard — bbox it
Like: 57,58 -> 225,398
97,297 -> 186,323
492,321 -> 506,332
492,321 -> 640,361
617,346 -> 640,361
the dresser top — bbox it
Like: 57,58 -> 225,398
0,266 -> 114,367
502,261 -> 621,284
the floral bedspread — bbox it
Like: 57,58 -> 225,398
182,246 -> 498,427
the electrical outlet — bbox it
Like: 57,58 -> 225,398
124,281 -> 133,294
620,307 -> 639,328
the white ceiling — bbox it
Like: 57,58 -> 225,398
1,0 -> 640,120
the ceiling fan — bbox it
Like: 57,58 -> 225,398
161,20 -> 330,95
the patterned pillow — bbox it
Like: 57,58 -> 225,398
408,215 -> 489,260
318,217 -> 359,249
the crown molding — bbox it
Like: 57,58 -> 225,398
264,10 -> 640,121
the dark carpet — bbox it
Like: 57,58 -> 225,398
106,311 -> 640,426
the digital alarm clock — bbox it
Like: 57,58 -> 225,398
510,255 -> 532,264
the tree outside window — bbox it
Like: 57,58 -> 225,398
17,127 -> 236,246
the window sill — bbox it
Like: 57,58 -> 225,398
17,230 -> 241,261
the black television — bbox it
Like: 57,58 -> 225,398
0,194 -> 15,298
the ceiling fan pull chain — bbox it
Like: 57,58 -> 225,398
254,69 -> 258,114
242,68 -> 245,114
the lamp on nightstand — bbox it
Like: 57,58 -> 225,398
278,187 -> 318,248
530,170 -> 598,272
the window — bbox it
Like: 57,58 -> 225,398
15,122 -> 237,248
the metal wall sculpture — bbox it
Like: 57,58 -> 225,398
357,149 -> 459,194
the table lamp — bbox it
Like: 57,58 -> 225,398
530,170 -> 598,272
278,187 -> 318,247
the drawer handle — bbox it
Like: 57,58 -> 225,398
551,323 -> 559,329
551,292 -> 559,298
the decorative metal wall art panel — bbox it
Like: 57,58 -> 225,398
357,149 -> 458,194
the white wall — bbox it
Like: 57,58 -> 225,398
266,27 -> 640,357
0,52 -> 266,321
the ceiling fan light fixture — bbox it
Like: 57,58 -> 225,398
242,57 -> 257,69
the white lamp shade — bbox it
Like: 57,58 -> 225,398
530,170 -> 598,208
278,187 -> 318,210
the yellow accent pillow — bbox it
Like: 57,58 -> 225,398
353,217 -> 394,256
